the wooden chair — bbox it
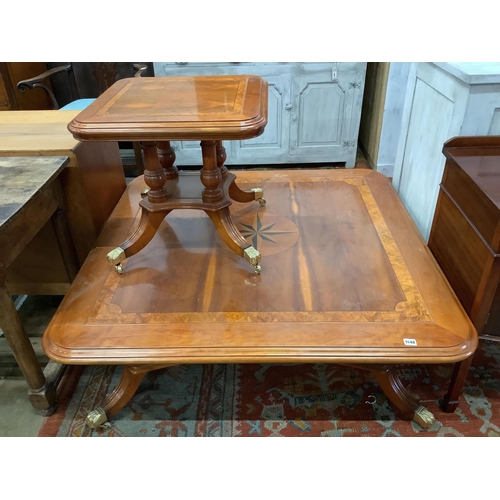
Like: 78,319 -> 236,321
17,63 -> 148,173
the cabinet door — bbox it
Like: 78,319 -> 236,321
170,140 -> 233,166
289,66 -> 364,166
230,74 -> 290,165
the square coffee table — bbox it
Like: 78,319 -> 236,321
42,169 -> 477,429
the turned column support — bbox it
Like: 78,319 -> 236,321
157,141 -> 178,180
142,141 -> 168,203
200,140 -> 223,202
216,140 -> 228,176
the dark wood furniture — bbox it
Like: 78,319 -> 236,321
0,110 -> 126,295
68,75 -> 269,274
42,169 -> 477,429
429,136 -> 500,342
0,62 -> 54,111
0,156 -> 79,414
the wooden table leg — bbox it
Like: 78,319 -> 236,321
107,141 -> 171,273
0,280 -> 56,414
85,364 -> 175,428
440,356 -> 474,413
216,140 -> 266,206
369,364 -> 435,429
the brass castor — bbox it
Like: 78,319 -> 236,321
251,187 -> 265,207
140,188 -> 150,198
414,406 -> 435,429
86,406 -> 108,429
258,198 -> 266,207
107,247 -> 125,274
244,247 -> 262,274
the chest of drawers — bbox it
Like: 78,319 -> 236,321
428,136 -> 500,339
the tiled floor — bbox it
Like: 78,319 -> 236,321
0,157 -> 373,437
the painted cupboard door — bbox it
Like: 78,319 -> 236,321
288,67 -> 364,167
392,63 -> 470,242
168,140 -> 233,166
230,74 -> 290,165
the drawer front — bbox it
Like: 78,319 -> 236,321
442,160 -> 500,251
429,186 -> 493,315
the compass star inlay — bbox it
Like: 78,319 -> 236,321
212,212 -> 299,257
238,213 -> 296,251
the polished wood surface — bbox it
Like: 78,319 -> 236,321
0,110 -> 126,294
429,136 -> 500,338
43,169 -> 477,427
67,76 -> 268,141
0,156 -> 78,413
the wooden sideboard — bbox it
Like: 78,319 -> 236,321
428,136 -> 500,339
153,62 -> 367,168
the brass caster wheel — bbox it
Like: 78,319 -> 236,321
253,264 -> 262,274
258,198 -> 266,207
413,406 -> 435,429
140,188 -> 150,198
86,406 -> 108,429
115,263 -> 123,275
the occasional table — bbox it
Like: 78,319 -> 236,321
68,75 -> 268,274
0,156 -> 79,414
42,170 -> 478,429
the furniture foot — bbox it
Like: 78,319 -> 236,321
206,207 -> 262,272
228,180 -> 266,206
85,364 -> 174,429
106,209 -> 170,272
0,281 -> 56,413
371,365 -> 435,429
440,356 -> 474,413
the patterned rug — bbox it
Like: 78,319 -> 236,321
38,340 -> 500,437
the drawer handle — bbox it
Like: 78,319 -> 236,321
285,103 -> 293,111
175,62 -> 188,65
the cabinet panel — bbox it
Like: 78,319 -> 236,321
152,62 -> 367,167
231,75 -> 290,164
170,140 -> 233,166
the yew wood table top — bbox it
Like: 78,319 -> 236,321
42,169 -> 478,428
67,75 -> 268,141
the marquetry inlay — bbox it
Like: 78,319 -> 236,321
85,175 -> 431,326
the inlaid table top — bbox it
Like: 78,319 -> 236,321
43,169 -> 477,366
67,75 -> 268,142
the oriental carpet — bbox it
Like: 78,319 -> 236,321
38,339 -> 500,437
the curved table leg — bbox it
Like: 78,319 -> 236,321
205,207 -> 262,273
440,356 -> 473,413
229,181 -> 266,206
107,209 -> 171,274
86,364 -> 175,429
371,365 -> 435,429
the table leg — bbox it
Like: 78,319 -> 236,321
440,356 -> 474,413
216,140 -> 266,206
107,209 -> 171,274
85,364 -> 175,428
206,207 -> 262,273
200,140 -> 223,202
0,280 -> 56,414
107,142 -> 170,273
370,364 -> 435,429
158,141 -> 178,180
